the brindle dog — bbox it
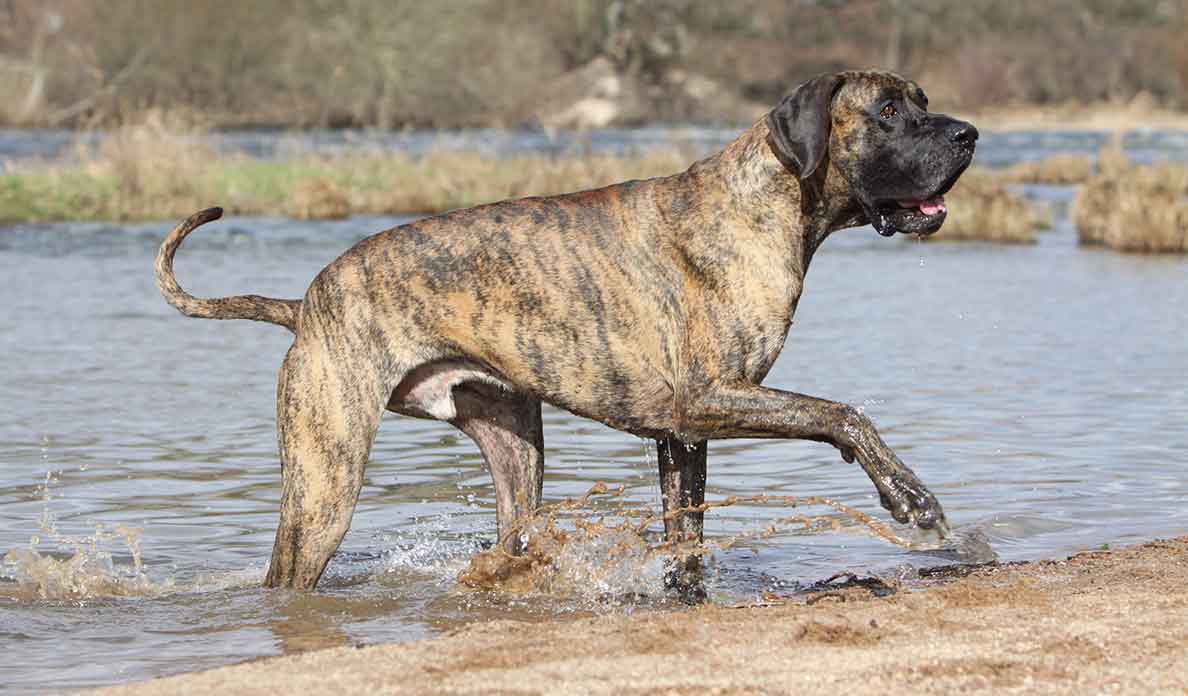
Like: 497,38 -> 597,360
156,70 -> 977,597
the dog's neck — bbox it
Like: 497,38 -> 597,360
688,123 -> 865,271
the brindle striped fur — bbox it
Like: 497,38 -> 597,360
157,71 -> 975,596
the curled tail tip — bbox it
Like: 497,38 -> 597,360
193,206 -> 224,224
158,206 -> 299,333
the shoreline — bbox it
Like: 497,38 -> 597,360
90,535 -> 1188,695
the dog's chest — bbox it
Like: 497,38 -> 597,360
731,293 -> 798,384
673,201 -> 808,385
684,260 -> 802,386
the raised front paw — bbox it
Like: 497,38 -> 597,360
875,470 -> 949,536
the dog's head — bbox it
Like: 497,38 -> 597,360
766,70 -> 978,237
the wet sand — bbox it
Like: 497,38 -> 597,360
91,536 -> 1188,695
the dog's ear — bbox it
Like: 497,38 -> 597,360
765,73 -> 844,180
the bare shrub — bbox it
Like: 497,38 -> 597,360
1075,147 -> 1188,254
2,1 -> 1185,128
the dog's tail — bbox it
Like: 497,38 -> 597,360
156,207 -> 300,332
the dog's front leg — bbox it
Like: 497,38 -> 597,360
677,383 -> 948,533
657,436 -> 707,603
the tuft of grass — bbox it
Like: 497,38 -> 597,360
286,178 -> 351,220
1073,145 -> 1188,254
1096,136 -> 1132,179
998,154 -> 1093,185
929,170 -> 1043,244
1072,180 -> 1117,248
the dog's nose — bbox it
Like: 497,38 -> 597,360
947,121 -> 979,145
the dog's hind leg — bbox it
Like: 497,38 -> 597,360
451,386 -> 544,554
264,341 -> 393,590
657,436 -> 708,603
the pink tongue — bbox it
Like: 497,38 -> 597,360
919,196 -> 947,215
899,195 -> 947,215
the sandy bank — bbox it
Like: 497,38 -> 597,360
89,536 -> 1188,695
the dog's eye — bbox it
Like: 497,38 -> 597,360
879,103 -> 897,119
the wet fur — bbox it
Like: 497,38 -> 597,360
157,70 -> 975,593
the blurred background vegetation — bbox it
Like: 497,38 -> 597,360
1,0 -> 1186,129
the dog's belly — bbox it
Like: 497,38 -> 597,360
384,358 -> 674,438
387,359 -> 515,420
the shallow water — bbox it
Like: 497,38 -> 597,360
1,181 -> 1186,692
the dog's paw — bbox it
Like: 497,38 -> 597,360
664,566 -> 709,605
876,472 -> 948,536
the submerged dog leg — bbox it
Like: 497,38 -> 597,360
264,343 -> 390,590
678,383 -> 947,534
452,387 -> 544,554
657,436 -> 707,604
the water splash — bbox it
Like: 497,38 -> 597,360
378,512 -> 486,583
456,483 -> 968,601
1,471 -> 171,602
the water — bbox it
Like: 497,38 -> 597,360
1,175 -> 1187,692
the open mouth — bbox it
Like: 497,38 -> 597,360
869,161 -> 969,237
898,196 -> 947,217
871,196 -> 948,237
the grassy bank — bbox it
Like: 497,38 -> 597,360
1,150 -> 692,224
1073,145 -> 1188,254
0,147 -> 692,225
0,117 -> 691,224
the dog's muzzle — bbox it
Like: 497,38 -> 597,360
869,120 -> 979,237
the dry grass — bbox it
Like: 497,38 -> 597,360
1072,144 -> 1188,254
930,170 -> 1044,244
0,114 -> 689,224
998,154 -> 1093,185
1,110 -> 216,223
286,179 -> 352,220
